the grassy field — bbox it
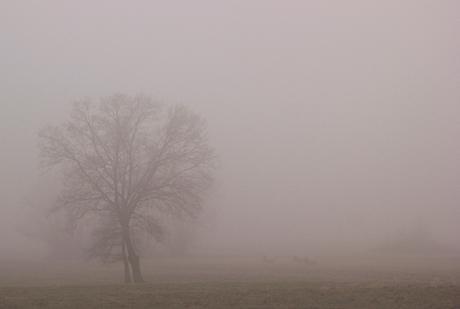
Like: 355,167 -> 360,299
0,255 -> 459,308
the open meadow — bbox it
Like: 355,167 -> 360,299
2,0 -> 460,308
1,255 -> 459,308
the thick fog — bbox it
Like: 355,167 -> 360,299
1,0 -> 459,259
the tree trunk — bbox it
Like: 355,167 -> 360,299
129,254 -> 144,283
121,224 -> 145,283
122,241 -> 132,284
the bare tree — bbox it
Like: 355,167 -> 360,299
39,94 -> 214,283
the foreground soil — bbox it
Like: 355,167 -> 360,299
1,255 -> 460,308
0,282 -> 459,309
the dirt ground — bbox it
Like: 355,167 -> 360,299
0,255 -> 459,308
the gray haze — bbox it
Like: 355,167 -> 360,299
1,0 -> 459,258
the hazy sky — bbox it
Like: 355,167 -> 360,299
1,0 -> 459,257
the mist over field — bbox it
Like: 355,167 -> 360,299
0,1 -> 459,307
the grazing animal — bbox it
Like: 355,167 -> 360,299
262,255 -> 276,264
292,256 -> 316,265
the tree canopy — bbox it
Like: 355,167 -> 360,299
39,94 -> 214,282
